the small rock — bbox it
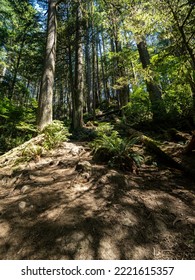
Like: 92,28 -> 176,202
76,161 -> 92,172
74,183 -> 89,191
81,172 -> 91,180
107,170 -> 129,188
19,201 -> 27,210
99,175 -> 108,184
21,185 -> 31,194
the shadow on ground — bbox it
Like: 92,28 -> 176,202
0,142 -> 195,259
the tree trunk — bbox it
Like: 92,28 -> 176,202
136,37 -> 166,121
99,32 -> 110,105
72,2 -> 84,129
37,0 -> 57,131
85,13 -> 92,114
10,25 -> 29,100
115,40 -> 129,109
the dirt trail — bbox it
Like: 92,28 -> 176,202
0,141 -> 195,259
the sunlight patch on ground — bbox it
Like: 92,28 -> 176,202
0,221 -> 10,238
131,245 -> 153,259
99,235 -> 120,259
120,210 -> 138,227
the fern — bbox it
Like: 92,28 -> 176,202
91,125 -> 143,171
21,144 -> 43,162
42,120 -> 71,150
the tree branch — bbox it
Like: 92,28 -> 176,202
181,5 -> 194,28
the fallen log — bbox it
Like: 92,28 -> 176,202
142,135 -> 195,179
120,124 -> 195,178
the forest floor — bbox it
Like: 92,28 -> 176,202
0,134 -> 195,260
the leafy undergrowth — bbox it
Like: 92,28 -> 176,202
0,134 -> 195,260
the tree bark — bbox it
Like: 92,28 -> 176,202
115,40 -> 129,109
72,2 -> 84,129
37,0 -> 57,131
136,37 -> 166,121
99,31 -> 110,105
85,12 -> 92,114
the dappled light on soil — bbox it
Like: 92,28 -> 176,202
0,142 -> 195,260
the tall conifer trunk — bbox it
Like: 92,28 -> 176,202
37,0 -> 57,131
136,37 -> 166,121
72,2 -> 84,129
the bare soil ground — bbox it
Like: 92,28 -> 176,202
0,141 -> 195,260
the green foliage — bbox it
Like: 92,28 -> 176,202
42,120 -> 71,150
95,122 -> 114,137
164,86 -> 192,118
156,54 -> 193,119
124,87 -> 151,124
21,143 -> 43,162
91,124 -> 142,171
0,97 -> 37,153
